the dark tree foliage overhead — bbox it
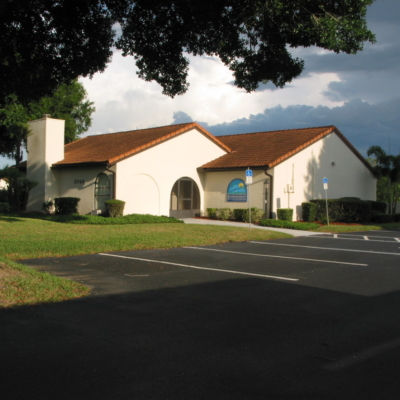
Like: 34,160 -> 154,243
0,0 -> 376,103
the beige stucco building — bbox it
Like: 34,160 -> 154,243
25,115 -> 376,220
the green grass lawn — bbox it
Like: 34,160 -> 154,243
0,216 -> 291,307
0,216 -> 291,260
1,215 -> 398,308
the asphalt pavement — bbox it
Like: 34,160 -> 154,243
2,228 -> 400,399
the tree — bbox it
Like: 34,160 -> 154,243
26,80 -> 95,144
367,146 -> 400,214
0,166 -> 38,212
0,0 -> 376,104
0,80 -> 95,164
0,123 -> 30,166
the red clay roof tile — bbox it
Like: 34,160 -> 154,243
51,123 -> 371,173
202,125 -> 372,171
52,122 -> 231,167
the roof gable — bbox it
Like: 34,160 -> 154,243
202,126 -> 372,172
52,122 -> 230,167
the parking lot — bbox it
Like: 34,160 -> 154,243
2,229 -> 400,399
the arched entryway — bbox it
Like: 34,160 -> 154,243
94,173 -> 111,210
170,177 -> 200,218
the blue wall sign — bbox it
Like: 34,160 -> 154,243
227,179 -> 247,202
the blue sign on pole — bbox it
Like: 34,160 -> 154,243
246,169 -> 253,177
322,178 -> 328,184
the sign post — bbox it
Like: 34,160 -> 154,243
246,169 -> 253,228
323,177 -> 329,225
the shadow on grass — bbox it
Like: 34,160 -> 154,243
0,216 -> 26,223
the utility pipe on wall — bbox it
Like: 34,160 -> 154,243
264,167 -> 273,219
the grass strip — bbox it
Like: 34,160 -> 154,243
0,216 -> 291,260
0,258 -> 90,308
259,218 -> 400,233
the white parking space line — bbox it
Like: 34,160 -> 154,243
315,236 -> 399,244
249,241 -> 400,256
184,247 -> 367,266
98,253 -> 299,282
339,233 -> 400,240
395,238 -> 400,242
363,236 -> 369,240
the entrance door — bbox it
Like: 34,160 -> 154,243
170,178 -> 200,218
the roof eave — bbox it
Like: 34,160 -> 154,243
51,161 -> 109,169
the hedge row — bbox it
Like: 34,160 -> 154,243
259,219 -> 320,231
277,208 -> 293,221
301,199 -> 395,223
54,197 -> 80,215
206,207 -> 264,223
371,213 -> 400,223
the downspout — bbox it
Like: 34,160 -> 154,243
105,165 -> 116,199
264,167 -> 274,219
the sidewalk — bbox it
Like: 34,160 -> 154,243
181,218 -> 321,237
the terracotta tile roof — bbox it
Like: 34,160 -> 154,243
52,122 -> 231,167
202,126 -> 372,171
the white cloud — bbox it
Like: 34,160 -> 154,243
80,51 -> 343,136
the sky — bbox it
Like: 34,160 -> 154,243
1,0 -> 399,168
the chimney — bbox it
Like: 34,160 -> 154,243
26,116 -> 65,211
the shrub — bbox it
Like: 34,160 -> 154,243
0,202 -> 10,214
0,189 -> 7,203
216,208 -> 233,221
259,219 -> 320,230
54,197 -> 80,215
243,207 -> 264,223
105,199 -> 125,218
367,200 -> 387,214
42,200 -> 54,215
206,208 -> 218,219
310,199 -> 371,223
395,214 -> 400,222
302,202 -> 317,222
277,208 -> 293,221
370,212 -> 395,223
233,209 -> 247,221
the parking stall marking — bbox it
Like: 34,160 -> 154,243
313,234 -> 400,243
184,247 -> 367,266
98,253 -> 299,282
249,241 -> 400,256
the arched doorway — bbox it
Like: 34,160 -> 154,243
95,173 -> 111,210
170,177 -> 200,218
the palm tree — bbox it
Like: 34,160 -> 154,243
367,146 -> 400,214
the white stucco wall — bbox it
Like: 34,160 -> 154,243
273,131 -> 376,220
27,117 -> 65,212
204,131 -> 376,221
53,166 -> 114,215
115,128 -> 227,215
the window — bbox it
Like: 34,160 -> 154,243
95,173 -> 111,209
